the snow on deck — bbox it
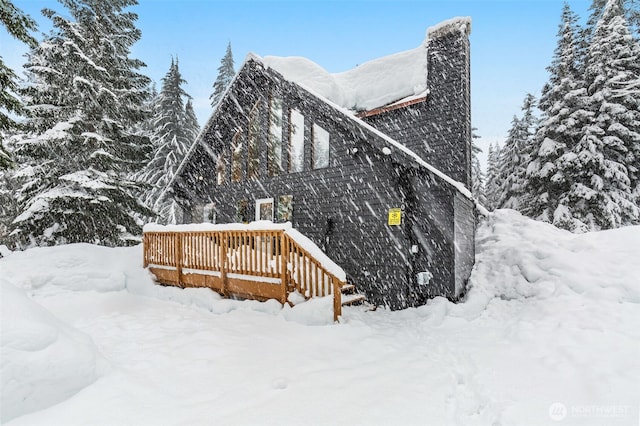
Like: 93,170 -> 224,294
143,221 -> 346,281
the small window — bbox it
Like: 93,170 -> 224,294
193,204 -> 204,223
231,131 -> 243,182
236,200 -> 249,223
203,202 -> 216,223
277,195 -> 293,222
289,109 -> 304,173
268,96 -> 283,177
255,198 -> 274,222
216,154 -> 226,185
312,124 -> 330,169
247,102 -> 260,179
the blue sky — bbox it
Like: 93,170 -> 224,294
2,0 -> 591,165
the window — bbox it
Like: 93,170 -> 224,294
312,124 -> 330,169
268,96 -> 283,176
277,195 -> 293,222
203,202 -> 216,223
247,102 -> 260,179
289,109 -> 304,173
236,200 -> 249,223
192,204 -> 204,223
231,131 -> 243,182
255,198 -> 274,221
216,154 -> 226,185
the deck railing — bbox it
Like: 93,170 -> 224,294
143,228 -> 346,321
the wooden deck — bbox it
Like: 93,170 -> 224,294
143,228 -> 347,321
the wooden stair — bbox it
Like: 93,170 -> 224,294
341,283 -> 366,306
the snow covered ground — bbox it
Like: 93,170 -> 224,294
1,210 -> 639,425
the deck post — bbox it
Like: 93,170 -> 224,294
220,231 -> 227,296
333,280 -> 342,322
143,233 -> 148,268
280,232 -> 288,304
175,232 -> 183,287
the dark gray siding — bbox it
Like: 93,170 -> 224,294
454,193 -> 475,297
170,23 -> 474,309
364,27 -> 472,189
173,61 -> 421,309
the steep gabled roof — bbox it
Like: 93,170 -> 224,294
169,17 -> 483,211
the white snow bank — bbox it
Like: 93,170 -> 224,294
3,211 -> 640,425
469,209 -> 640,305
262,44 -> 427,112
282,296 -> 334,326
0,280 -> 103,422
1,243 -> 129,294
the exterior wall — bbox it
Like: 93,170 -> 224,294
362,26 -> 472,188
173,61 -> 420,309
404,171 -> 456,300
454,193 -> 475,297
171,23 -> 474,309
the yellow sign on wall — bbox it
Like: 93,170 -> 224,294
388,208 -> 402,226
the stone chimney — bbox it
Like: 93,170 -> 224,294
424,17 -> 472,188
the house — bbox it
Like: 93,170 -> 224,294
169,17 -> 476,310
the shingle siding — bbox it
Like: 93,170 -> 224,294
171,24 -> 474,309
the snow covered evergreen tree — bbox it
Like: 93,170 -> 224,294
496,94 -> 538,212
209,42 -> 235,108
526,3 -> 587,224
184,99 -> 200,144
9,0 -> 153,248
137,58 -> 197,224
0,0 -> 37,169
484,142 -> 502,211
555,0 -> 640,231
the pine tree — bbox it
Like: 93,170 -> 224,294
484,142 -> 502,210
9,0 -> 153,248
527,3 -> 586,224
184,99 -> 200,144
496,94 -> 538,213
557,0 -> 640,231
209,42 -> 235,108
0,0 -> 37,169
137,58 -> 196,224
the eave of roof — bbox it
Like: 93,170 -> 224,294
356,92 -> 428,119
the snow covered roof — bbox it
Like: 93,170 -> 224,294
168,17 -> 481,209
261,16 -> 471,113
262,45 -> 427,112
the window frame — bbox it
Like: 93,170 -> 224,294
255,197 -> 274,222
231,130 -> 243,183
312,123 -> 330,169
247,101 -> 261,180
288,109 -> 305,173
267,95 -> 284,177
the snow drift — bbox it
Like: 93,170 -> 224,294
0,280 -> 103,421
1,210 -> 639,425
